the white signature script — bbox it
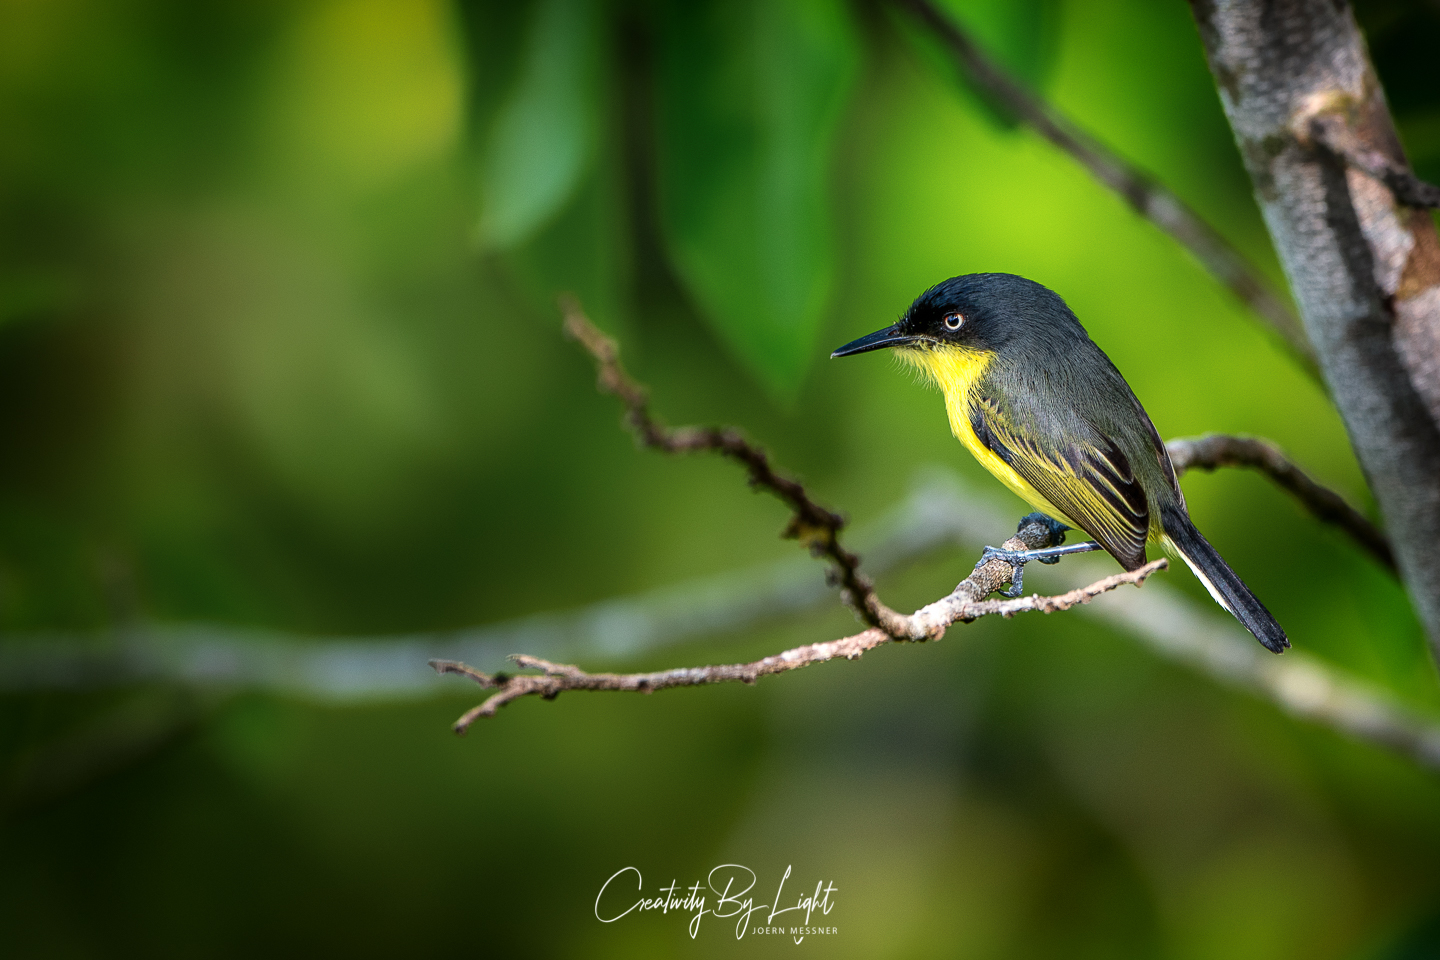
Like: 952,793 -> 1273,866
595,864 -> 838,943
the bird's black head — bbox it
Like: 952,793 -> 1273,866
831,273 -> 1072,359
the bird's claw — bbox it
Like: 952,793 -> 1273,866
974,546 -> 1030,598
972,517 -> 1101,598
1019,512 -> 1070,563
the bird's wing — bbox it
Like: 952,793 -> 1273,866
970,393 -> 1150,570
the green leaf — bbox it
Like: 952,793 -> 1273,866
654,0 -> 859,400
507,146 -> 632,343
478,0 -> 601,249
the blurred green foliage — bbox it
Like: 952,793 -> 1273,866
3,0 -> 1440,957
478,0 -> 601,248
653,0 -> 857,398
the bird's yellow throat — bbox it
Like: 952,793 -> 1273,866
894,342 -> 993,438
896,342 -> 1067,521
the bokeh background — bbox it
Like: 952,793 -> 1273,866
4,0 -> 1440,956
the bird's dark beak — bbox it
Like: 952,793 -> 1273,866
830,324 -> 915,358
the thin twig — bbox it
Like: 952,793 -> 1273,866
430,517 -> 1166,732
890,0 -> 1316,371
1166,433 -> 1394,572
560,295 -> 911,636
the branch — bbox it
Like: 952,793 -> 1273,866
1166,433 -> 1394,572
434,303 -> 1414,737
430,519 -> 1166,732
1189,0 -> 1440,657
890,0 -> 1315,371
452,305 -> 1179,731
560,295 -> 910,637
1308,113 -> 1440,209
1084,552 -> 1440,771
7,471 -> 1436,768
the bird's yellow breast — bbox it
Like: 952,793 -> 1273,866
897,343 -> 1069,522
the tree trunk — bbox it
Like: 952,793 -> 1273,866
1188,0 -> 1440,654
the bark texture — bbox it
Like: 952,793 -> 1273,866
1190,0 -> 1440,652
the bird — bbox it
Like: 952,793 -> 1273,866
831,273 -> 1288,653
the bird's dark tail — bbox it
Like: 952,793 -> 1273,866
1160,504 -> 1289,653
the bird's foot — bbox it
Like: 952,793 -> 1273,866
974,546 -> 1033,597
1018,512 -> 1070,563
972,538 -> 1105,598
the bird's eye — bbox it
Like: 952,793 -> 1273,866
943,312 -> 963,331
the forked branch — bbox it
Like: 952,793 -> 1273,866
431,515 -> 1165,732
433,301 -> 1171,730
